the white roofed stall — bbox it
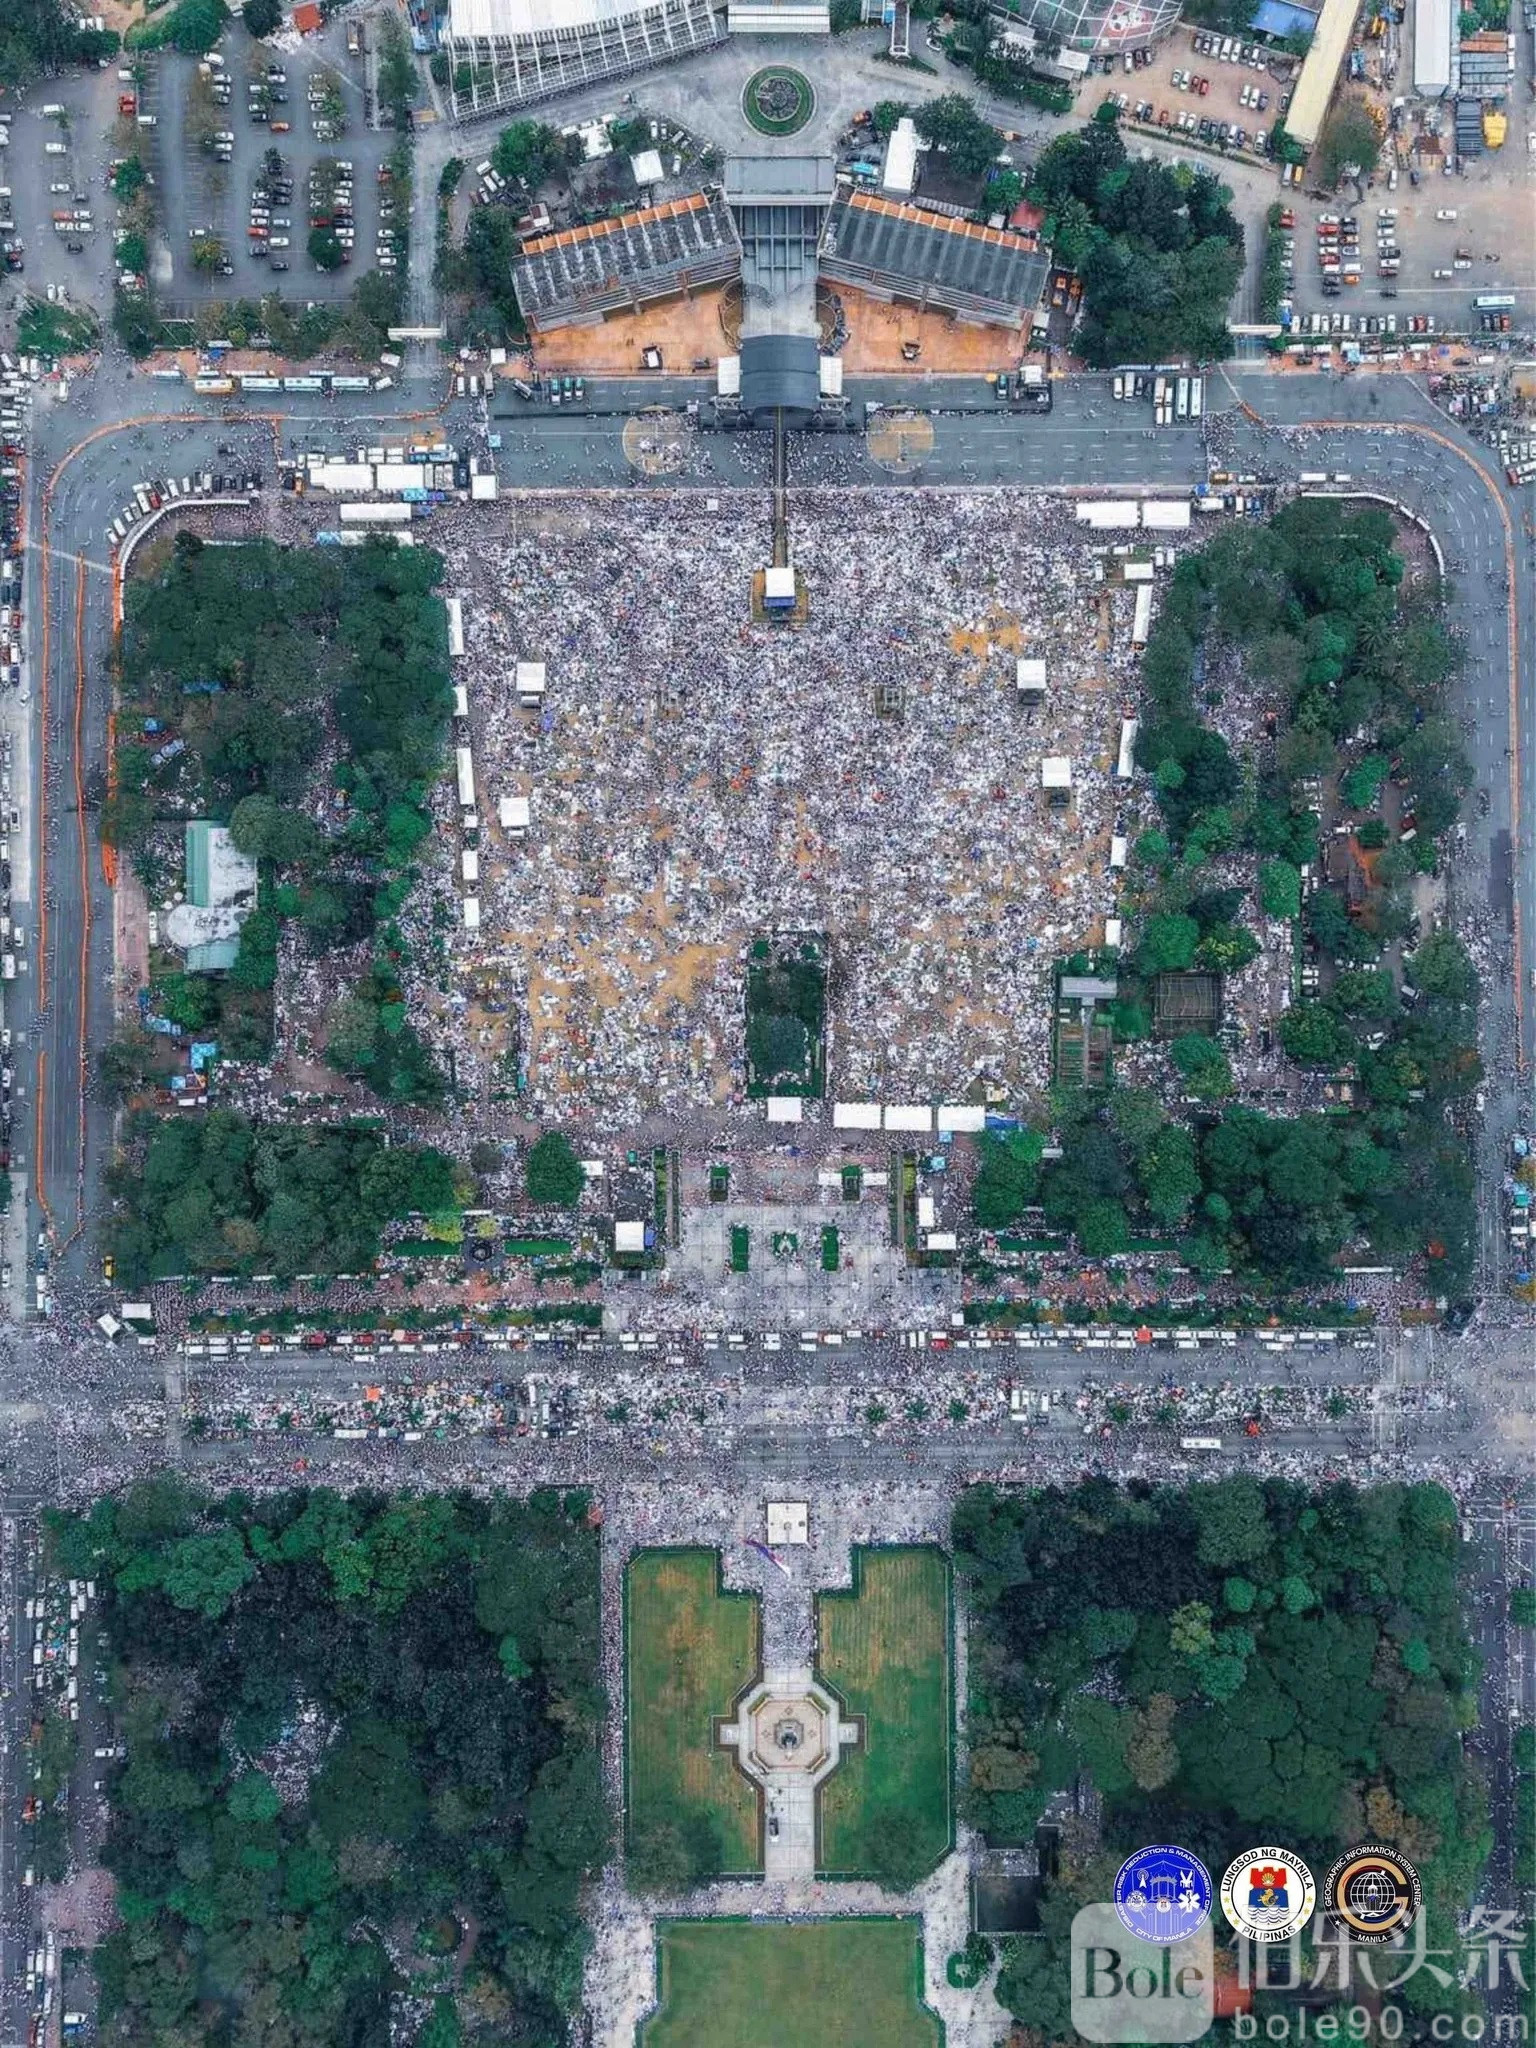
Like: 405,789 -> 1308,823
833,1102 -> 883,1130
936,1104 -> 986,1133
884,1104 -> 934,1132
1077,501 -> 1140,529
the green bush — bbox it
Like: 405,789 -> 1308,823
524,1132 -> 585,1208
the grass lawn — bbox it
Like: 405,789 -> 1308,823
625,1549 -> 762,1874
816,1546 -> 952,1882
641,1918 -> 940,2048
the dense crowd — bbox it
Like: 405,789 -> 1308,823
408,492 -> 1160,1128
172,1360 -> 1462,1449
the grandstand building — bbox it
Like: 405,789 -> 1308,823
443,0 -> 725,122
511,189 -> 741,330
818,191 -> 1049,330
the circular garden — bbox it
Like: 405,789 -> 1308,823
741,65 -> 816,137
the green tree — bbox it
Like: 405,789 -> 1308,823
308,226 -> 345,271
913,93 -> 1003,177
1329,967 -> 1399,1020
418,1997 -> 462,2048
972,1128 -> 1046,1230
1258,858 -> 1302,921
1137,912 -> 1200,975
158,1526 -> 257,1619
1280,1000 -> 1354,1068
491,118 -> 566,188
1170,1033 -> 1233,1100
1342,754 -> 1390,810
1317,95 -> 1381,185
525,1131 -> 585,1208
1406,929 -> 1479,1007
1169,1600 -> 1215,1655
376,11 -> 417,125
1124,1692 -> 1180,1790
241,0 -> 280,32
1191,1478 -> 1269,1566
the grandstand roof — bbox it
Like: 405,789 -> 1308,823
818,192 -> 1048,327
512,189 -> 741,327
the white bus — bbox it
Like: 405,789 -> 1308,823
1180,1435 -> 1223,1451
1175,376 -> 1190,422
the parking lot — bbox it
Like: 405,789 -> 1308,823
137,15 -> 397,309
1276,180 -> 1534,327
26,100 -> 97,276
1099,29 -> 1300,181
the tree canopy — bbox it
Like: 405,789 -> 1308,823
1028,115 -> 1244,365
48,1483 -> 604,2048
108,1110 -> 457,1285
958,1476 -> 1490,2041
111,539 -> 452,1097
525,1132 -> 586,1209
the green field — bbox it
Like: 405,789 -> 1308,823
816,1547 -> 953,1882
641,1918 -> 940,2048
625,1549 -> 762,1874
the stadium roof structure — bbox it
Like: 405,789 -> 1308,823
444,0 -> 724,119
1284,0 -> 1359,146
512,189 -> 742,329
738,333 -> 822,424
988,0 -> 1180,56
818,191 -> 1049,328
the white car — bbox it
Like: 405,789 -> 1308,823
1435,207 -> 1457,220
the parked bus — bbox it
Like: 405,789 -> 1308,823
1473,293 -> 1515,311
1175,376 -> 1190,422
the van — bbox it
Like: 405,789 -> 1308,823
42,102 -> 66,117
44,142 -> 68,156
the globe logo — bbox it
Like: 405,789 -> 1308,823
1346,1868 -> 1397,1919
1323,1846 -> 1422,1944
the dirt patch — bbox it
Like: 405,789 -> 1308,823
833,282 -> 1031,374
532,288 -> 735,378
42,1866 -> 116,1947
